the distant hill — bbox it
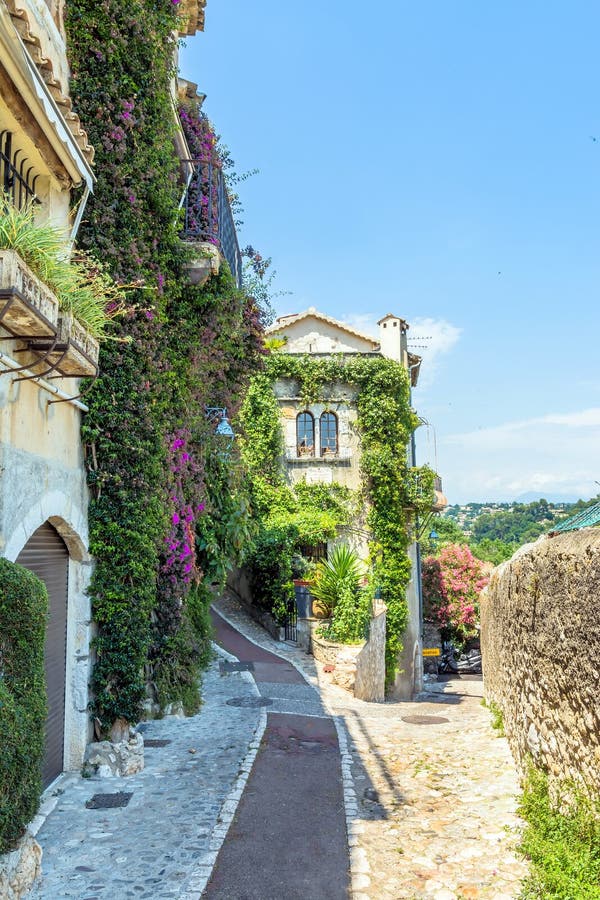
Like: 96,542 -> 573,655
514,491 -> 580,504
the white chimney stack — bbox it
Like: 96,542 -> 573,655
377,313 -> 409,367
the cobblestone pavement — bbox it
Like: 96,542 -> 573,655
214,595 -> 528,900
30,652 -> 262,899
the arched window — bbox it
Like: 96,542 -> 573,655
296,412 -> 315,456
320,411 -> 338,456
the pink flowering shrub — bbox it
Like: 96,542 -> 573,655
161,431 -> 204,590
179,106 -> 221,245
422,543 -> 489,643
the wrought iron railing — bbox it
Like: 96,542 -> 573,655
0,132 -> 39,210
181,160 -> 242,288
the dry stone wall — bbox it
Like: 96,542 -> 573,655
481,528 -> 600,792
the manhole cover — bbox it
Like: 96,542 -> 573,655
85,792 -> 133,810
401,715 -> 450,725
219,661 -> 255,673
226,697 -> 273,708
144,739 -> 172,748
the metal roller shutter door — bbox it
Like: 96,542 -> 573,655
16,522 -> 69,788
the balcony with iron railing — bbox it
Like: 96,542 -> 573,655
180,159 -> 242,289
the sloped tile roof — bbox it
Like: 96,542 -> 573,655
6,0 -> 94,163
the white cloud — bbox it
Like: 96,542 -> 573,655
436,407 -> 600,502
408,317 -> 462,386
446,407 -> 600,448
340,314 -> 462,387
340,313 -> 379,338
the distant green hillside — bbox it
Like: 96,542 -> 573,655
431,496 -> 600,566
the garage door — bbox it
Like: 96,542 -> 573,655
16,522 -> 69,787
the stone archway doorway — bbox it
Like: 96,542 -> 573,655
16,522 -> 69,787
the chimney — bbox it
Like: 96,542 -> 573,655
377,313 -> 409,368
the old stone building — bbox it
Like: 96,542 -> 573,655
265,307 -> 433,698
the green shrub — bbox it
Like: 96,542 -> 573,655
152,582 -> 214,716
310,544 -> 365,618
246,525 -> 295,623
518,765 -> 600,898
0,559 -> 47,852
311,545 -> 370,643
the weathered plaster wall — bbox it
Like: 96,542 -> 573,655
0,372 -> 92,771
274,377 -> 362,491
354,600 -> 386,702
481,529 -> 600,791
226,569 -> 282,641
276,317 -> 376,354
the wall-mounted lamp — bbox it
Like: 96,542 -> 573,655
205,406 -> 235,456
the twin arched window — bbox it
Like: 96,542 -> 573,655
296,411 -> 338,457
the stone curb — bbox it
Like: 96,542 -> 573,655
332,714 -> 371,897
177,642 -> 267,899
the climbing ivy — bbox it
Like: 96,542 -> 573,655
66,1 -> 265,727
241,352 -> 435,684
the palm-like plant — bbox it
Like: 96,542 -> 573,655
309,544 -> 364,617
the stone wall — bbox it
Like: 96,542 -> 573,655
481,529 -> 600,792
0,831 -> 42,900
354,600 -> 386,702
312,601 -> 387,702
225,569 -> 283,641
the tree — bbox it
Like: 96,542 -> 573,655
422,543 -> 489,645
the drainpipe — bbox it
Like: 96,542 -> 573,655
408,360 -> 425,681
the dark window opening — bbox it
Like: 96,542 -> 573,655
296,412 -> 315,456
320,411 -> 338,456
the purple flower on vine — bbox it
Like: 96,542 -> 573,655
172,512 -> 180,525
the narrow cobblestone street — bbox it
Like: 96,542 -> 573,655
214,595 -> 528,900
27,594 -> 527,899
28,651 -> 262,899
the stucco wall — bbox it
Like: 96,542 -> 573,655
275,316 -> 376,354
0,372 -> 92,772
481,529 -> 600,792
274,377 -> 362,492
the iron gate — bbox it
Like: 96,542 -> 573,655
284,597 -> 297,642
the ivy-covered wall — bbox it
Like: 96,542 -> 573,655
240,352 -> 435,684
66,0 -> 265,729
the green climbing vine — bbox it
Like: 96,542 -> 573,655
240,352 -> 435,684
66,1 -> 265,727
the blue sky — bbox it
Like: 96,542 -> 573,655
181,1 -> 600,504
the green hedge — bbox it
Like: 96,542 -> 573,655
0,559 -> 47,853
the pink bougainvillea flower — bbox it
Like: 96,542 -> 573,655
172,512 -> 180,525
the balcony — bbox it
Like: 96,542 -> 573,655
285,447 -> 353,465
180,160 -> 242,289
0,249 -> 99,377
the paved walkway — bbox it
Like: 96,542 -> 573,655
28,596 -> 527,900
205,609 -> 350,898
214,594 -> 528,900
29,651 -> 263,899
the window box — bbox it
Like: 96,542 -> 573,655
0,249 -> 59,338
29,313 -> 99,377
